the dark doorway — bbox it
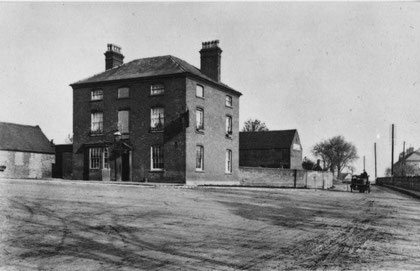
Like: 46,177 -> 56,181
122,151 -> 130,181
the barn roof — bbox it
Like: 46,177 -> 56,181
239,130 -> 298,150
0,122 -> 54,154
71,55 -> 241,96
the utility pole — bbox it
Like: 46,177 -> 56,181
391,124 -> 394,176
374,143 -> 377,179
402,141 -> 406,176
363,156 -> 365,171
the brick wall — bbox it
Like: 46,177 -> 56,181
239,167 -> 333,188
185,77 -> 240,185
73,76 -> 187,182
0,150 -> 54,179
377,177 -> 420,192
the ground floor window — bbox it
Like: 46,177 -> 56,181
196,145 -> 204,171
151,145 -> 164,170
226,149 -> 232,173
89,147 -> 109,169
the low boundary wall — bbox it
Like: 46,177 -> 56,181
376,177 -> 420,192
239,167 -> 333,189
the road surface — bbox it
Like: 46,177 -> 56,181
0,179 -> 419,270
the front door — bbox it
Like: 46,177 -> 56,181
121,151 -> 130,181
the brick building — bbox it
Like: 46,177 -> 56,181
71,41 -> 241,184
239,130 -> 303,169
0,122 -> 55,179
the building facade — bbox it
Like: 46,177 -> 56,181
71,41 -> 241,184
0,122 -> 55,179
239,130 -> 303,169
393,149 -> 420,176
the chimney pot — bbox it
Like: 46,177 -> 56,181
200,40 -> 222,82
104,43 -> 124,70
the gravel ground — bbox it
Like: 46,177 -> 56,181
0,179 -> 419,270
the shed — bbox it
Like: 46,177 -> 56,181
0,122 -> 55,179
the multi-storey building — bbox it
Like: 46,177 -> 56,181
71,41 -> 241,184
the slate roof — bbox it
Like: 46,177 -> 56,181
239,130 -> 298,150
0,122 -> 54,154
71,55 -> 241,96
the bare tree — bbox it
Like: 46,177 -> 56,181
65,133 -> 73,144
242,119 -> 269,132
312,136 -> 358,177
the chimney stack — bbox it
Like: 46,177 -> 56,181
199,40 -> 222,82
104,44 -> 124,70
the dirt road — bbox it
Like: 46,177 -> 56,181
0,179 -> 419,270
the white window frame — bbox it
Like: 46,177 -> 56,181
150,107 -> 164,131
196,108 -> 204,131
151,145 -> 164,170
103,148 -> 110,169
225,95 -> 232,107
196,84 -> 204,98
89,148 -> 101,169
151,84 -> 165,95
196,145 -> 204,171
91,112 -> 103,133
118,87 -> 129,98
89,147 -> 109,169
226,149 -> 232,173
118,110 -> 130,134
91,89 -> 103,101
226,115 -> 232,137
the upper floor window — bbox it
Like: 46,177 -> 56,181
226,95 -> 232,107
118,110 -> 130,134
118,87 -> 129,99
196,84 -> 204,98
226,115 -> 232,138
151,84 -> 165,95
151,145 -> 164,170
91,89 -> 103,101
196,145 -> 204,171
91,112 -> 103,134
151,107 -> 164,131
196,108 -> 204,131
225,149 -> 232,173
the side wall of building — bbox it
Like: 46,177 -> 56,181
239,148 -> 290,168
0,150 -> 54,179
73,76 -> 187,182
185,77 -> 240,185
290,133 -> 303,169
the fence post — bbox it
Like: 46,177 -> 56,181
293,169 -> 297,188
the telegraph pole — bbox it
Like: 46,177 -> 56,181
402,141 -> 406,176
391,124 -> 394,176
363,156 -> 365,171
374,143 -> 377,179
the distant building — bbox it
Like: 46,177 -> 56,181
394,149 -> 420,176
0,122 -> 55,179
239,130 -> 302,169
71,41 -> 242,184
338,172 -> 352,182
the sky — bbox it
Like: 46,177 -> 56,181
1,2 -> 420,177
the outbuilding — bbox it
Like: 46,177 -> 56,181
0,122 -> 55,179
239,130 -> 302,169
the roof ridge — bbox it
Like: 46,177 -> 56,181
168,55 -> 187,73
240,129 -> 297,133
0,121 -> 39,128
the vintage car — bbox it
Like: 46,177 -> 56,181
350,175 -> 371,193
